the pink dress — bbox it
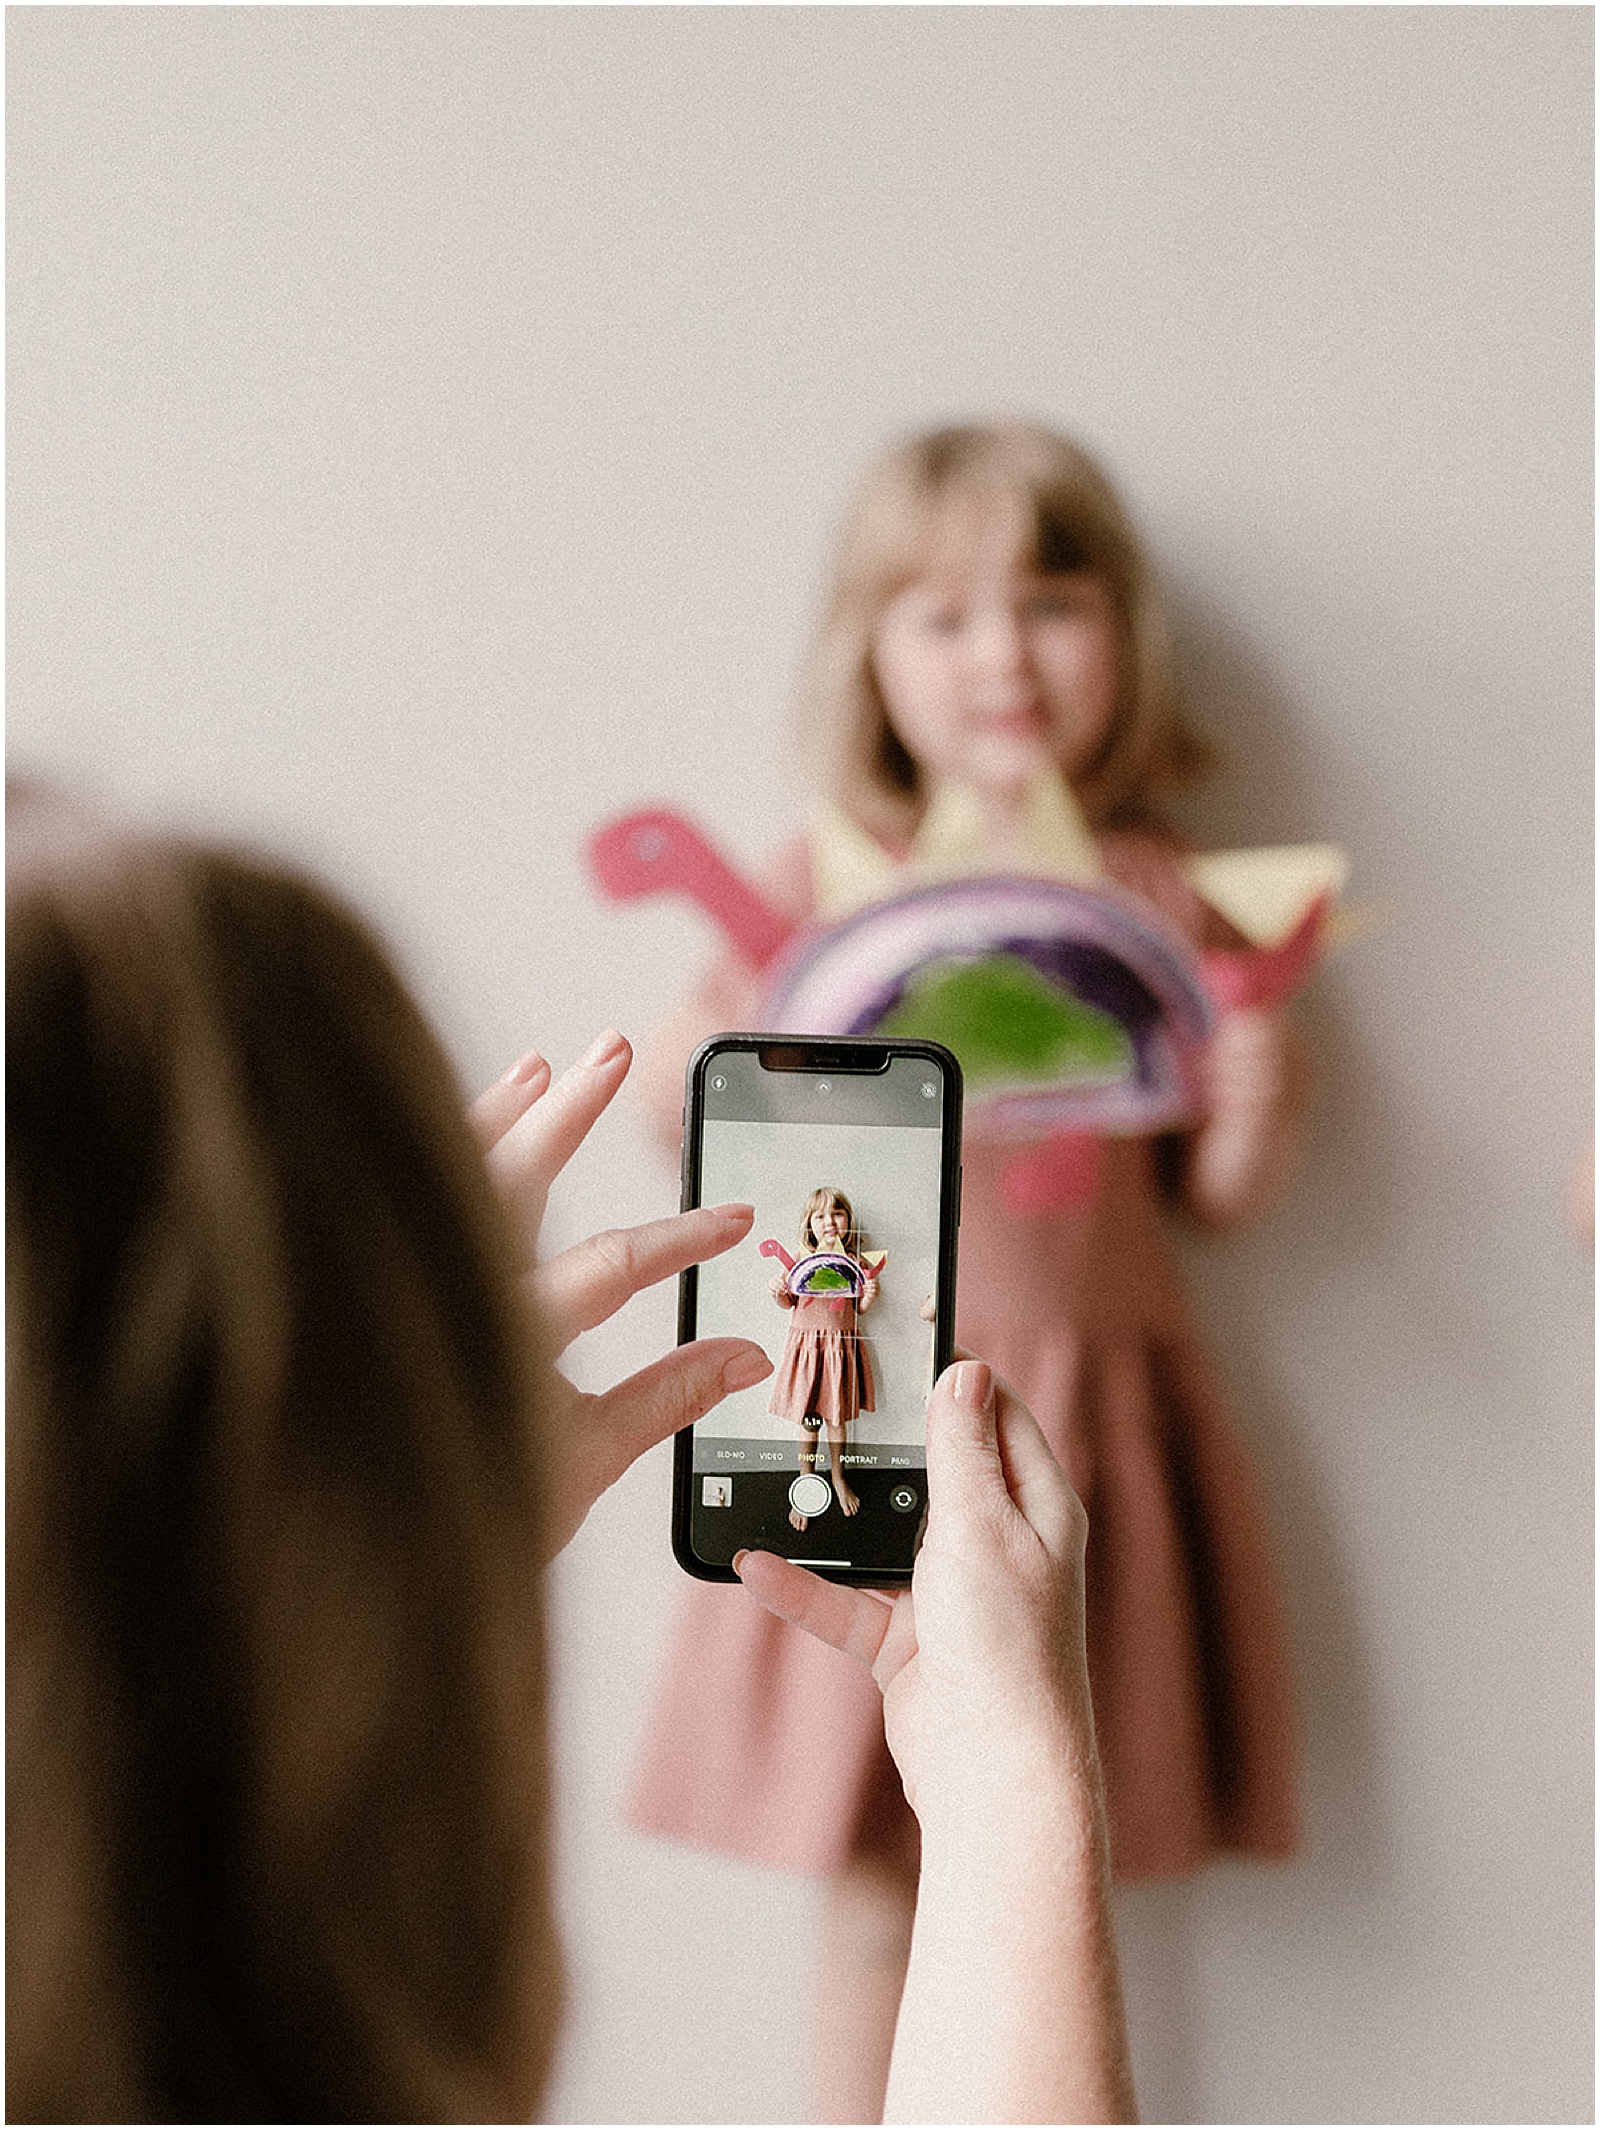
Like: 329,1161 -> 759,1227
768,1291 -> 876,1426
625,830 -> 1299,1882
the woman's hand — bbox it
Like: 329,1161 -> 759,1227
735,1358 -> 1096,1823
470,1030 -> 771,1559
736,1362 -> 1133,2123
1183,1005 -> 1310,1231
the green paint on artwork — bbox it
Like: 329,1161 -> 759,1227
875,953 -> 1133,1091
802,1265 -> 852,1292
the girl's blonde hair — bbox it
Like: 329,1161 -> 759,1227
800,419 -> 1215,844
7,787 -> 559,2123
800,1186 -> 858,1255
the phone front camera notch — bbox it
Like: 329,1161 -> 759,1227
756,1044 -> 808,1072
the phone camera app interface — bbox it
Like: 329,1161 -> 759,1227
688,1049 -> 949,1576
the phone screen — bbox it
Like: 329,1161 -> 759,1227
674,1035 -> 961,1585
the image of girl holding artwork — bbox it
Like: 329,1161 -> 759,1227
767,1187 -> 880,1529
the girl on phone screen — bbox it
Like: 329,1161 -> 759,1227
768,1187 -> 879,1528
626,419 -> 1304,2121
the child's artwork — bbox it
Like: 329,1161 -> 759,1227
590,783 -> 1345,1210
759,1237 -> 888,1299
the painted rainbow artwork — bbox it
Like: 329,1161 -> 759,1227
587,804 -> 1336,1207
760,1240 -> 885,1299
763,874 -> 1214,1138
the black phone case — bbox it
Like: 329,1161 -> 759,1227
671,1032 -> 963,1587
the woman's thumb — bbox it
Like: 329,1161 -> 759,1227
925,1357 -> 1003,1511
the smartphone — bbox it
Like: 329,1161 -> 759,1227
673,1033 -> 962,1586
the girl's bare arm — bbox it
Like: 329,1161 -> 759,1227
1181,1005 -> 1311,1231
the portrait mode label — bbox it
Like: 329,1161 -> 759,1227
691,1436 -> 926,1474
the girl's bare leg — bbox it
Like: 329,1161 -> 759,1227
825,1421 -> 860,1516
809,1854 -> 917,2124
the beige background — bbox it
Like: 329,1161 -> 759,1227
8,7 -> 1592,2121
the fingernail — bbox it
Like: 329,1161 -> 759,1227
582,1027 -> 628,1069
510,1051 -> 549,1086
732,1549 -> 750,1573
722,1345 -> 772,1393
953,1359 -> 993,1412
709,1202 -> 755,1223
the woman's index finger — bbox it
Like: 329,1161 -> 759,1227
484,1031 -> 632,1226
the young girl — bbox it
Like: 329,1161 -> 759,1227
625,419 -> 1305,2122
768,1187 -> 880,1527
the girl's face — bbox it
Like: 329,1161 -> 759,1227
869,524 -> 1121,803
812,1200 -> 850,1246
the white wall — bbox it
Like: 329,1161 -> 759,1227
8,8 -> 1591,2121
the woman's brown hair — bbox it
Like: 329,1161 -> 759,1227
800,418 -> 1215,845
6,788 -> 559,2122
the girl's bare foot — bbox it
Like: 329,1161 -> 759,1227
789,1506 -> 810,1532
838,1481 -> 861,1517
